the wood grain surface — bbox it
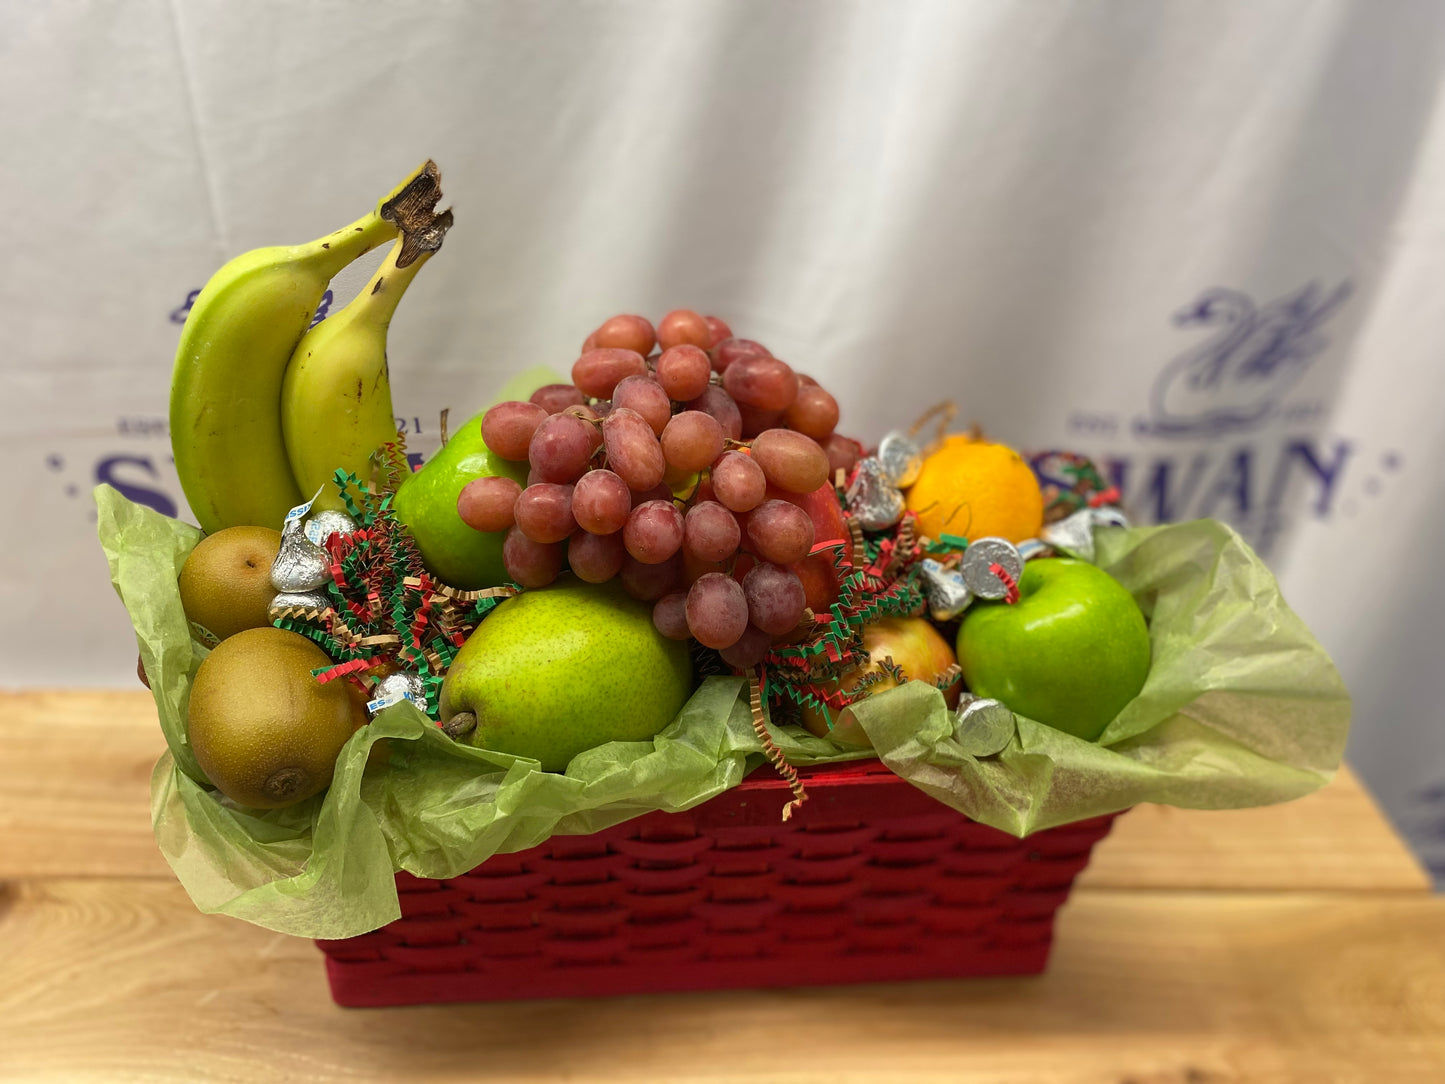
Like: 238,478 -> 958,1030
1,689 -> 1441,1083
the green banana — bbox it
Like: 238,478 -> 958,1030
280,217 -> 449,512
169,161 -> 442,533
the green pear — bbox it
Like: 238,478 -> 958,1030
392,409 -> 528,589
440,577 -> 694,771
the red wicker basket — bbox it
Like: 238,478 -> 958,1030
317,759 -> 1119,1006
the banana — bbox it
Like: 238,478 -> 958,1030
169,161 -> 442,534
280,211 -> 451,512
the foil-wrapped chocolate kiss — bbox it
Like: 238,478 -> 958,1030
845,457 -> 906,531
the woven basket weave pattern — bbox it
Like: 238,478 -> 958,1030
318,761 -> 1118,1005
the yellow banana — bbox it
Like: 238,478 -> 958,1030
169,161 -> 441,533
280,214 -> 450,512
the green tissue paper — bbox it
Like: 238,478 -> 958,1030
98,489 -> 1348,940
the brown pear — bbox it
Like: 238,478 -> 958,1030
177,526 -> 282,642
187,627 -> 364,809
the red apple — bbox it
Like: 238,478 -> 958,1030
692,470 -> 847,612
735,481 -> 847,611
801,617 -> 961,744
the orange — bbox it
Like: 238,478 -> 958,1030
904,435 -> 1043,543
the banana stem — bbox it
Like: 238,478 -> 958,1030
295,160 -> 445,277
300,211 -> 398,279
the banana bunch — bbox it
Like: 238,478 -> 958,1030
170,161 -> 451,534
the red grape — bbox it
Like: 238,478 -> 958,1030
683,500 -> 742,563
571,468 -> 631,534
594,314 -> 656,356
481,400 -> 548,461
631,481 -> 676,506
783,384 -> 839,441
655,345 -> 712,401
685,385 -> 743,440
736,403 -> 782,439
620,553 -> 684,601
568,528 -> 626,583
528,412 -> 596,483
825,433 -> 861,476
602,407 -> 666,491
652,592 -> 691,640
624,500 -> 684,564
743,562 -> 806,635
703,315 -> 733,348
723,355 -> 798,411
711,450 -> 767,512
713,338 -> 771,373
746,500 -> 815,564
573,347 -> 647,399
456,475 -> 522,533
719,623 -> 772,670
661,411 -> 726,473
503,526 -> 563,588
613,374 -> 672,437
657,309 -> 712,352
530,383 -> 585,414
513,482 -> 575,544
750,428 -> 830,494
685,573 -> 749,649
563,403 -> 601,425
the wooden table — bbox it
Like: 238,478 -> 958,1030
2,691 -> 1443,1083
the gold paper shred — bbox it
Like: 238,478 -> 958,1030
271,604 -> 333,623
935,662 -> 962,691
355,633 -> 402,648
749,672 -> 808,822
907,401 -> 957,456
431,583 -> 517,604
896,517 -> 916,558
848,519 -> 866,570
884,522 -> 914,577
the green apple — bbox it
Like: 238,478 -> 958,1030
392,409 -> 527,589
955,558 -> 1150,742
440,577 -> 694,772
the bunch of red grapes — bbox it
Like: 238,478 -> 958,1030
457,310 -> 861,669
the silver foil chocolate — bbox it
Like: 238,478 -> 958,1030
875,431 -> 924,489
368,671 -> 428,716
953,694 -> 1017,757
1090,506 -> 1130,529
267,590 -> 331,621
1040,508 -> 1096,561
960,537 -> 1023,599
845,457 -> 906,531
270,529 -> 331,592
920,558 -> 972,621
305,509 -> 358,546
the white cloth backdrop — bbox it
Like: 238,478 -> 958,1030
4,1 -> 1442,879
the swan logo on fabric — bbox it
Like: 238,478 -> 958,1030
1137,281 -> 1353,439
1055,278 -> 1406,559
